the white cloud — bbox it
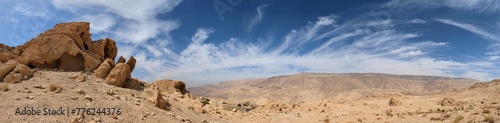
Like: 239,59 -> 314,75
12,3 -> 50,18
406,19 -> 427,24
246,4 -> 270,32
435,18 -> 500,41
444,0 -> 500,14
51,0 -> 183,44
150,16 -> 496,86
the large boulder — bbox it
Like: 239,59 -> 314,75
150,79 -> 189,95
104,56 -> 138,89
94,58 -> 115,79
0,60 -> 20,82
123,78 -> 145,90
4,64 -> 32,83
105,63 -> 130,87
17,22 -> 117,72
389,98 -> 402,106
149,90 -> 170,110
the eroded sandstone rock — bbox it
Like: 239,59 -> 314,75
149,90 -> 170,110
94,58 -> 115,79
3,64 -> 32,83
150,79 -> 189,95
389,98 -> 402,106
0,60 -> 20,82
18,22 -> 117,72
106,63 -> 130,87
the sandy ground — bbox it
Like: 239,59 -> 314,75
0,70 -> 499,123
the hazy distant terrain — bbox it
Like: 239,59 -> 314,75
189,73 -> 479,103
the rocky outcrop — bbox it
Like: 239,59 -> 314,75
104,56 -> 143,90
389,98 -> 402,106
17,22 -> 117,72
0,44 -> 22,63
123,78 -> 145,90
94,58 -> 115,79
3,64 -> 32,83
438,98 -> 463,106
150,79 -> 189,95
149,89 -> 170,110
0,60 -> 20,82
106,63 -> 130,87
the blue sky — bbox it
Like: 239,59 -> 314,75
1,0 -> 500,87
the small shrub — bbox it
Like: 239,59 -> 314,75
357,118 -> 362,122
483,109 -> 491,114
453,115 -> 464,123
386,110 -> 394,117
0,84 -> 9,92
200,98 -> 210,106
49,84 -> 62,92
322,117 -> 330,123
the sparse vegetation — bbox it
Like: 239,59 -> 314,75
453,115 -> 464,123
49,84 -> 62,92
386,110 -> 394,117
200,98 -> 210,106
0,84 -> 9,92
357,118 -> 362,122
321,116 -> 330,123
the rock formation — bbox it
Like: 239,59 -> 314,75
389,98 -> 402,106
104,56 -> 142,89
17,22 -> 117,72
149,88 -> 170,110
94,58 -> 115,79
150,79 -> 189,95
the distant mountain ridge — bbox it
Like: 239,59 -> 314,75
188,73 -> 479,103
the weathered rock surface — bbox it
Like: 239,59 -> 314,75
0,60 -> 20,82
3,64 -> 32,83
94,58 -> 115,79
149,90 -> 170,110
389,98 -> 402,106
123,78 -> 145,90
106,63 -> 130,87
151,79 -> 189,95
17,22 -> 117,72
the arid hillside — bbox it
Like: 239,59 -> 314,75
189,73 -> 479,103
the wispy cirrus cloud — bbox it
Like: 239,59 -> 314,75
406,19 -> 427,24
246,4 -> 270,32
149,15 -> 496,86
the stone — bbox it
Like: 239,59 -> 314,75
70,73 -> 85,82
123,78 -> 144,90
389,98 -> 402,106
126,56 -> 136,72
438,98 -> 463,106
150,79 -> 189,95
149,90 -> 170,110
117,56 -> 126,64
94,58 -> 115,79
0,60 -> 20,82
105,63 -> 130,87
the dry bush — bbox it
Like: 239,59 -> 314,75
484,116 -> 494,123
357,118 -> 362,122
321,117 -> 330,123
453,115 -> 464,123
483,109 -> 491,114
0,84 -> 9,92
49,84 -> 62,92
